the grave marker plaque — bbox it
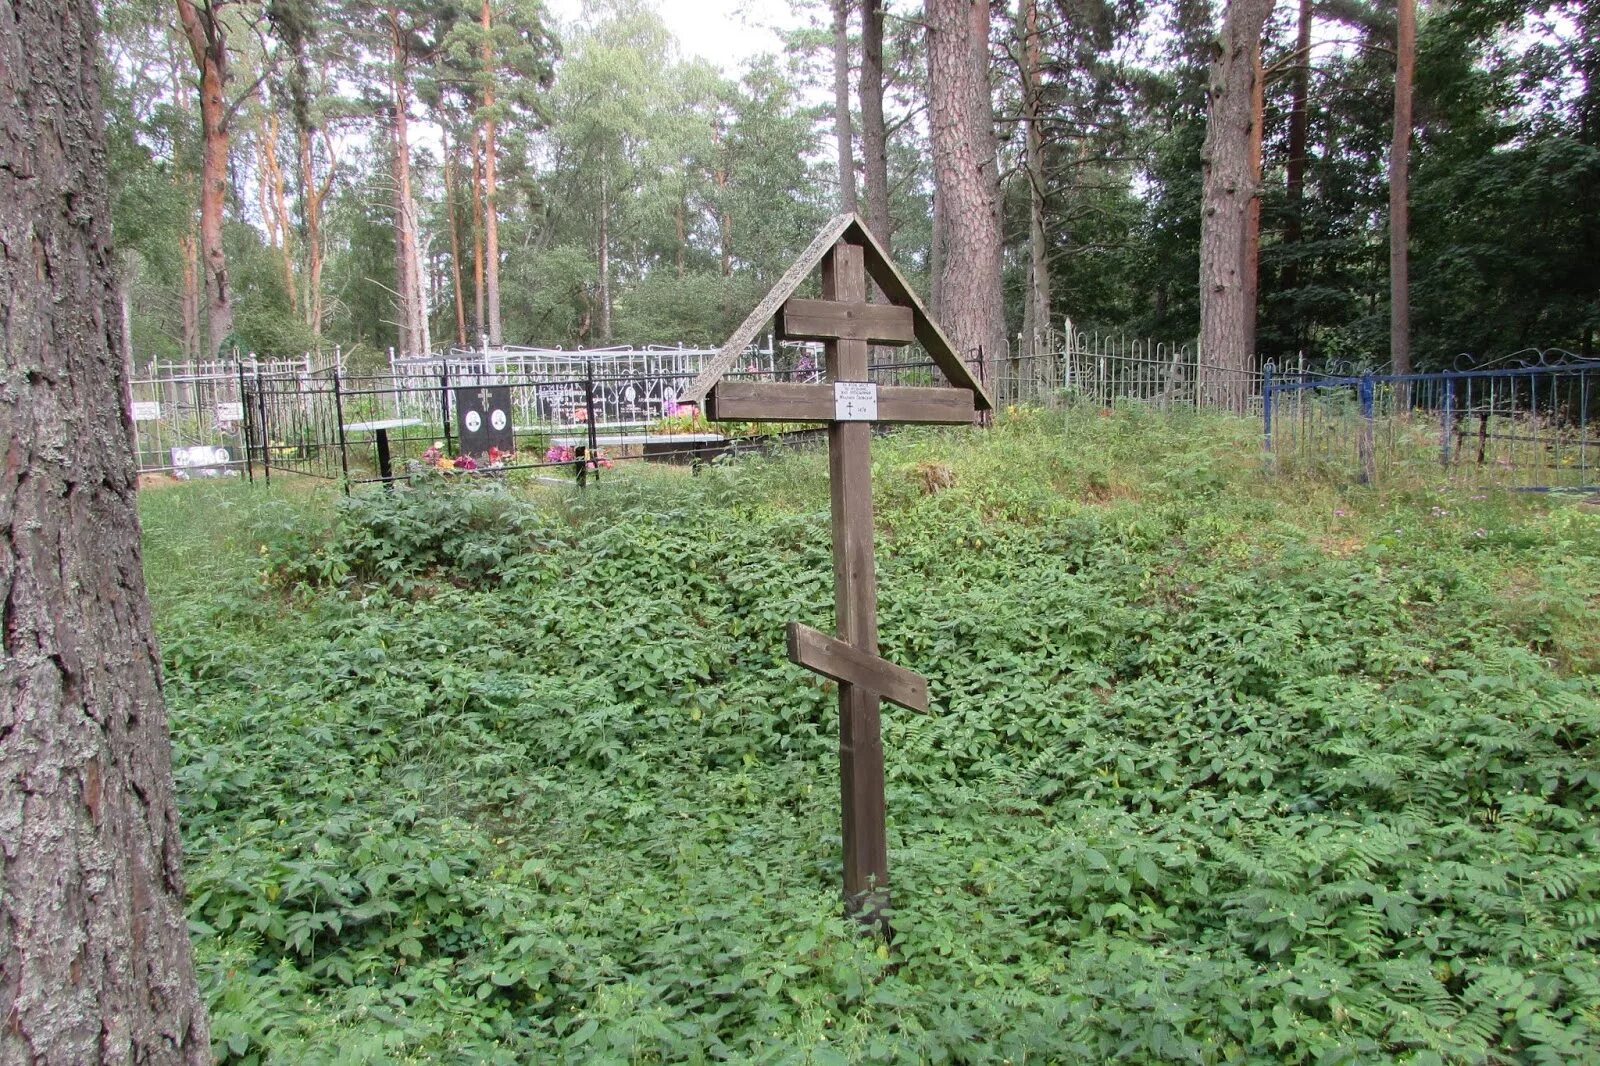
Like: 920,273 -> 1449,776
683,214 -> 992,930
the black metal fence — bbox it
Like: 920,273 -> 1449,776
236,356 -> 944,490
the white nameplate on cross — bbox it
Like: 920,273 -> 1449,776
834,382 -> 878,421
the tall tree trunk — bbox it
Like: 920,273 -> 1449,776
1283,0 -> 1312,299
927,0 -> 1004,393
389,7 -> 424,356
1199,0 -> 1275,411
179,230 -> 200,360
444,136 -> 469,346
471,126 -> 486,342
1018,0 -> 1050,360
1242,42 -> 1265,362
929,187 -> 944,319
833,0 -> 858,213
176,0 -> 233,357
481,0 -> 503,347
0,0 -> 210,1057
598,161 -> 611,341
712,122 -> 732,281
260,113 -> 299,313
297,124 -> 332,340
860,0 -> 889,243
1390,0 -> 1414,378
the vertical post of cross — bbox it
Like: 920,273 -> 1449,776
821,241 -> 890,931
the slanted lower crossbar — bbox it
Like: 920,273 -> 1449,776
786,622 -> 929,713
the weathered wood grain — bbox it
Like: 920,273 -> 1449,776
787,623 -> 929,713
780,298 -> 914,345
705,381 -> 975,424
679,214 -> 853,404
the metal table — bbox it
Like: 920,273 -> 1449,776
342,418 -> 424,482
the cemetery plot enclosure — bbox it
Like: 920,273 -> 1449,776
1266,352 -> 1600,491
206,343 -> 952,488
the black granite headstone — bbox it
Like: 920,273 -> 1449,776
454,384 -> 514,456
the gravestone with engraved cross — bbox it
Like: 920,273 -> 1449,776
455,383 -> 514,456
681,214 -> 992,930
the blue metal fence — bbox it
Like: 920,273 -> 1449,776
1264,351 -> 1600,491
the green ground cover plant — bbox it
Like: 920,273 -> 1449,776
139,408 -> 1600,1064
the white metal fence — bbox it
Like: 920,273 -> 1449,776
127,351 -> 341,476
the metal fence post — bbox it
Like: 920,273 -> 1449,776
584,358 -> 599,482
1262,362 -> 1275,455
238,360 -> 254,484
440,364 -> 453,455
1358,373 -> 1376,484
332,370 -> 351,495
255,367 -> 271,488
1440,377 -> 1454,467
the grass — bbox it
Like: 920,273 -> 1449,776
140,406 -> 1600,1064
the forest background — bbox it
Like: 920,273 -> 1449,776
104,0 -> 1600,377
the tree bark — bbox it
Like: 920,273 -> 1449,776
297,124 -> 333,340
712,121 -> 732,281
833,0 -> 859,214
1199,0 -> 1275,411
480,0 -> 503,347
1243,41 -> 1265,363
926,0 -> 1005,393
598,160 -> 611,341
260,112 -> 299,313
388,6 -> 425,356
471,126 -> 486,342
860,0 -> 890,245
1,0 -> 210,1059
1018,0 -> 1051,361
179,231 -> 200,360
1389,0 -> 1414,378
175,0 -> 233,357
443,136 -> 469,346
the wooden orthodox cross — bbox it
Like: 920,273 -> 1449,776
682,215 -> 992,928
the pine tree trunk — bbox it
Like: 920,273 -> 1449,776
179,231 -> 200,360
713,121 -> 732,282
1390,0 -> 1414,379
1018,0 -> 1050,360
860,0 -> 890,246
176,0 -> 233,357
297,124 -> 329,339
927,0 -> 1004,393
471,127 -> 486,342
1199,0 -> 1275,411
1,0 -> 210,1058
481,0 -> 503,347
444,137 -> 468,346
833,0 -> 858,213
1243,42 -> 1264,363
389,7 -> 423,356
260,113 -> 299,313
598,162 -> 611,341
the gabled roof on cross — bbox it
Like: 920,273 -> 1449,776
678,213 -> 995,412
